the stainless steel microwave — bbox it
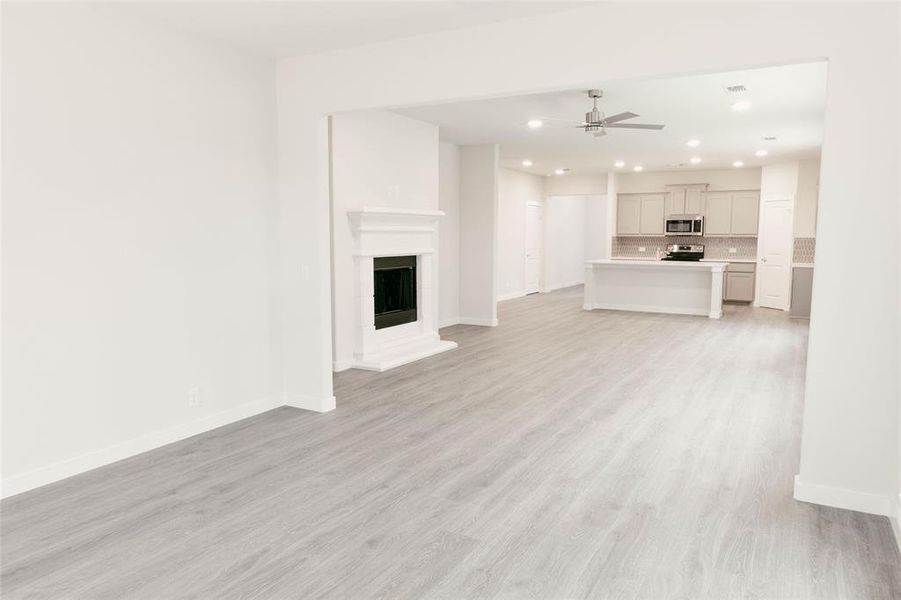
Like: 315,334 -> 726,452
665,215 -> 704,236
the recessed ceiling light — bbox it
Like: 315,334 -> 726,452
614,160 -> 625,168
686,139 -> 701,147
731,101 -> 752,112
733,160 -> 744,168
755,150 -> 768,157
527,119 -> 543,129
522,159 -> 533,167
690,157 -> 702,165
633,165 -> 643,172
554,168 -> 566,175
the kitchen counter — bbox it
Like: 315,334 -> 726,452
701,257 -> 756,264
584,259 -> 726,318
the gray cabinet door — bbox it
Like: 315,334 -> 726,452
704,192 -> 732,235
639,194 -> 665,235
616,195 -> 641,235
731,191 -> 760,235
725,272 -> 755,302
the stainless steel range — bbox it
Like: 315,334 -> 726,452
661,244 -> 704,261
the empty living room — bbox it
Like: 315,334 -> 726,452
2,2 -> 900,599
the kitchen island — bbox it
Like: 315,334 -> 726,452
583,259 -> 728,319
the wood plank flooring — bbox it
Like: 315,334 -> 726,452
3,286 -> 900,599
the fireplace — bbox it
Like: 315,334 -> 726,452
374,256 -> 417,329
345,207 -> 457,372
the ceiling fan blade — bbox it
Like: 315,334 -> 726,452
602,111 -> 639,124
604,123 -> 665,130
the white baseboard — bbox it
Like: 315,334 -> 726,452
439,317 -> 461,328
585,302 -> 710,318
284,393 -> 336,413
458,317 -> 498,327
497,290 -> 526,302
545,280 -> 584,291
892,494 -> 901,555
332,359 -> 352,372
793,475 -> 893,516
1,396 -> 281,499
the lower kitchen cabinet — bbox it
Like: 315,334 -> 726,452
723,263 -> 756,302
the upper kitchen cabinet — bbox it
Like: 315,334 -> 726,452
730,191 -> 760,235
702,190 -> 760,236
616,193 -> 666,235
665,184 -> 708,216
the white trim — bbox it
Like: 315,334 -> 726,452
459,317 -> 498,327
498,290 -> 526,301
284,393 -> 336,413
545,280 -> 583,291
585,302 -> 712,318
892,494 -> 901,556
1,396 -> 281,499
332,360 -> 352,372
793,475 -> 893,516
439,317 -> 461,328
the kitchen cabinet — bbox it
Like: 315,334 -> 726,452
639,195 -> 665,235
665,184 -> 707,216
730,191 -> 760,235
723,262 -> 756,302
704,193 -> 733,235
790,266 -> 814,317
616,195 -> 641,235
702,190 -> 760,236
616,193 -> 665,235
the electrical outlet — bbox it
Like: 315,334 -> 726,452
638,246 -> 646,252
188,387 -> 202,407
728,247 -> 737,254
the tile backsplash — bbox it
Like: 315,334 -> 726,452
793,237 -> 816,264
612,235 -> 817,264
612,236 -> 758,260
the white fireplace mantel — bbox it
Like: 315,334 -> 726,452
345,206 -> 457,371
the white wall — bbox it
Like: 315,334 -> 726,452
543,173 -> 608,196
2,4 -> 277,494
544,196 -> 588,290
329,110 -> 439,369
438,142 -> 461,327
276,2 -> 900,518
584,195 -> 610,261
459,145 -> 499,326
615,167 -> 762,194
795,158 -> 820,237
760,162 -> 800,200
497,168 -> 542,299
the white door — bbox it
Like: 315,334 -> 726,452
525,203 -> 542,294
757,198 -> 794,310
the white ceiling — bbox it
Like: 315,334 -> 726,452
394,62 -> 827,175
122,2 -> 583,59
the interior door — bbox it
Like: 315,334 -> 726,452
757,198 -> 794,310
524,203 -> 542,294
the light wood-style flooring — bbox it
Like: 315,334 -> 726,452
3,286 -> 900,598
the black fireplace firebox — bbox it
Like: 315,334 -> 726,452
373,256 -> 417,330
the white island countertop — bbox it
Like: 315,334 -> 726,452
593,258 -> 728,269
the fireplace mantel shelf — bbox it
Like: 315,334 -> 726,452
349,206 -> 446,218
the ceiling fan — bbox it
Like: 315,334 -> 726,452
568,89 -> 665,137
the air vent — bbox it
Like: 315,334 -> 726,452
762,136 -> 777,141
724,84 -> 749,94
